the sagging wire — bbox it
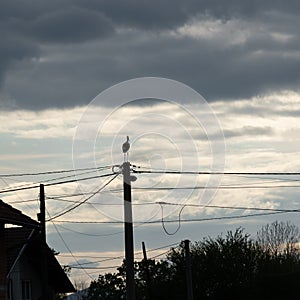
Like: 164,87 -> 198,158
46,208 -> 94,280
158,201 -> 185,235
46,173 -> 120,222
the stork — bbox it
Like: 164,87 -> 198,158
122,136 -> 130,161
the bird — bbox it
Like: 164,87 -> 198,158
122,136 -> 130,161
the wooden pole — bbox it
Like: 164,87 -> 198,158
38,184 -> 48,300
142,241 -> 152,299
123,162 -> 135,300
184,240 -> 193,300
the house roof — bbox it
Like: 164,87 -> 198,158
5,227 -> 75,293
1,198 -> 75,294
0,199 -> 39,227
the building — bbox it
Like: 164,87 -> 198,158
0,200 -> 75,300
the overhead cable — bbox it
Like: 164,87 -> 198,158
0,172 -> 117,194
46,173 -> 120,221
0,165 -> 112,177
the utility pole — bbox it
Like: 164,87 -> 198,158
184,239 -> 193,300
38,184 -> 48,300
142,241 -> 152,300
123,161 -> 136,300
39,184 -> 46,242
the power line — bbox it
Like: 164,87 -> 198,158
46,208 -> 94,280
2,170 -> 300,195
0,166 -> 113,177
46,173 -> 120,221
172,211 -> 295,223
67,241 -> 180,268
0,177 -> 40,216
149,249 -> 171,260
0,172 -> 117,194
159,202 -> 185,236
55,223 -> 123,237
69,255 -> 124,267
70,265 -> 121,270
18,197 -> 298,214
145,241 -> 180,253
0,169 -> 101,193
4,181 -> 300,202
133,170 -> 300,176
59,254 -> 120,259
54,220 -> 122,224
46,197 -> 123,205
35,176 -> 300,199
46,200 -> 300,213
69,242 -> 179,260
51,209 -> 300,225
156,202 -> 300,213
131,184 -> 300,190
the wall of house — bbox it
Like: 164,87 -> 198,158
7,256 -> 55,300
7,258 -> 21,300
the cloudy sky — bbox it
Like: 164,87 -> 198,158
1,0 -> 300,283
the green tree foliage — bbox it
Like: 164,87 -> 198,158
84,224 -> 300,300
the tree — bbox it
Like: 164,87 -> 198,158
135,258 -> 176,299
84,225 -> 300,300
253,221 -> 300,299
187,228 -> 260,299
257,220 -> 300,257
85,272 -> 125,300
73,278 -> 88,292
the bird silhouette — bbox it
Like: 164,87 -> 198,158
122,136 -> 130,161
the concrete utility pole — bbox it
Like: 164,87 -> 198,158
123,161 -> 136,300
184,239 -> 194,300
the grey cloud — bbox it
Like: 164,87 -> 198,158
222,102 -> 300,118
0,1 -> 114,86
31,7 -> 114,43
1,0 -> 300,109
279,109 -> 300,117
1,0 -> 300,41
0,35 -> 39,88
3,29 -> 300,110
223,126 -> 274,139
75,0 -> 300,29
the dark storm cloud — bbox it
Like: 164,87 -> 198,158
0,1 -> 114,43
5,29 -> 300,110
77,0 -> 300,28
31,7 -> 114,43
0,0 -> 114,90
0,36 -> 38,87
1,0 -> 300,109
